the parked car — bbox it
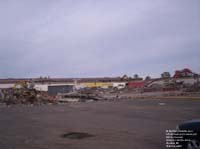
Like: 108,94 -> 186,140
176,120 -> 200,149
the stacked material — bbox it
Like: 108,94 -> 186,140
0,88 -> 55,105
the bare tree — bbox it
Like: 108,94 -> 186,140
134,74 -> 139,79
161,72 -> 171,78
145,76 -> 151,80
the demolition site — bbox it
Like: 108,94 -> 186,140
0,68 -> 200,149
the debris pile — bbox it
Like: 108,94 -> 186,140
0,88 -> 56,105
57,87 -> 118,102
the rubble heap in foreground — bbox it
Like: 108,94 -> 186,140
0,88 -> 56,105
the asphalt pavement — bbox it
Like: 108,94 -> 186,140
0,98 -> 199,149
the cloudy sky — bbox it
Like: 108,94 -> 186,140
0,0 -> 199,78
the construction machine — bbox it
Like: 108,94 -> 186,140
13,81 -> 28,89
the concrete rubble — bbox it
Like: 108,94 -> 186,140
56,87 -> 120,103
0,67 -> 200,105
0,83 -> 200,105
0,88 -> 56,105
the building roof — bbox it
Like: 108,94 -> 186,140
0,77 -> 123,84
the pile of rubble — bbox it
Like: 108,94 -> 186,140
0,88 -> 56,105
57,87 -> 119,103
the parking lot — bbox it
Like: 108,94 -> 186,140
0,98 -> 199,149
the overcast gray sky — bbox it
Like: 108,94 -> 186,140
0,0 -> 200,78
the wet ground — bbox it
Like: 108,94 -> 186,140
0,98 -> 199,149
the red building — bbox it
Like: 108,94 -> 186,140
127,81 -> 145,88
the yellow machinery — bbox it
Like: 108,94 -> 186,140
82,82 -> 112,88
13,81 -> 28,89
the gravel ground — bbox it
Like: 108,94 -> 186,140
0,98 -> 199,149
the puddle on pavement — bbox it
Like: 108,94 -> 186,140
61,132 -> 95,139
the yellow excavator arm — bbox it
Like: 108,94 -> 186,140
13,81 -> 28,89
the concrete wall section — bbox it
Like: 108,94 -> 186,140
0,83 -> 14,89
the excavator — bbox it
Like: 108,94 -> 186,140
173,68 -> 195,79
13,80 -> 35,89
173,68 -> 199,88
13,80 -> 28,89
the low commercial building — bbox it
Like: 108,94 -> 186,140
127,81 -> 145,88
48,85 -> 74,96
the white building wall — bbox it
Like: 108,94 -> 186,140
0,83 -> 75,91
0,83 -> 14,89
34,83 -> 75,91
34,84 -> 48,91
112,82 -> 126,89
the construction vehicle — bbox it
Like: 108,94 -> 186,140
13,79 -> 35,89
13,81 -> 28,89
173,68 -> 199,88
173,68 -> 195,79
